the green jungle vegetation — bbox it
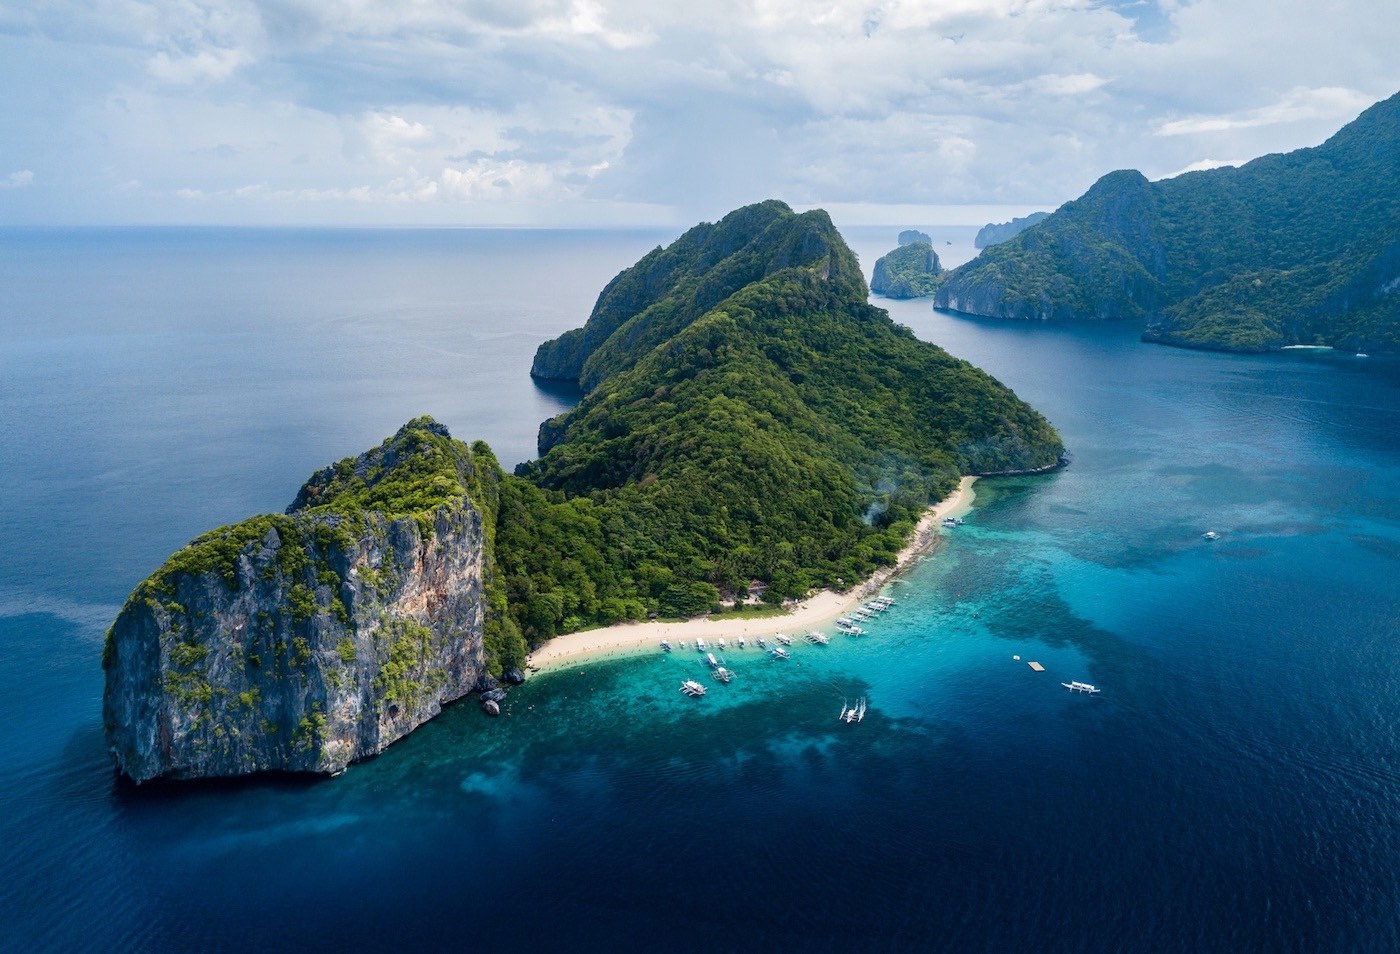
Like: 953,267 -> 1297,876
935,90 -> 1400,352
870,241 -> 945,298
118,201 -> 1063,676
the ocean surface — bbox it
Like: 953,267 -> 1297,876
2,226 -> 1398,951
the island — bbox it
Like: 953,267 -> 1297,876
104,199 -> 1064,783
870,240 -> 945,298
898,229 -> 932,246
935,89 -> 1400,353
973,212 -> 1049,249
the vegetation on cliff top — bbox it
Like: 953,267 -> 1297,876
935,90 -> 1400,352
111,200 -> 1065,695
870,241 -> 944,298
501,201 -> 1062,645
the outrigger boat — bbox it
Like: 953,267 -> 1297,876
717,638 -> 727,649
770,646 -> 790,660
839,697 -> 867,723
660,640 -> 672,652
774,633 -> 794,646
806,631 -> 829,645
1062,681 -> 1101,694
737,636 -> 745,649
681,680 -> 707,697
756,636 -> 767,648
713,667 -> 733,684
706,652 -> 719,668
696,637 -> 708,651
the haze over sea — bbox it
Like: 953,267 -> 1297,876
2,226 -> 1398,951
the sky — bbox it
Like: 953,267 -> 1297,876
0,0 -> 1396,227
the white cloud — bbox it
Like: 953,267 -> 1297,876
147,46 -> 247,84
1162,158 -> 1245,177
1,169 -> 35,189
1155,86 -> 1378,136
2,0 -> 1398,223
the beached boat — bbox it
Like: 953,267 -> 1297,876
737,636 -> 745,648
806,630 -> 829,645
681,680 -> 707,697
696,637 -> 707,651
717,638 -> 727,649
770,646 -> 790,660
756,636 -> 767,648
1062,681 -> 1100,694
660,640 -> 671,652
713,667 -> 733,684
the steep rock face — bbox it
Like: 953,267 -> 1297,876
103,419 -> 505,783
973,212 -> 1050,249
936,91 -> 1400,351
530,200 -> 866,395
870,242 -> 944,298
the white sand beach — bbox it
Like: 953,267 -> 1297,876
527,476 -> 977,672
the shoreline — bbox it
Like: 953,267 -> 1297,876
526,476 -> 977,673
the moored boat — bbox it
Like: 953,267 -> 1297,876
770,646 -> 790,659
681,680 -> 707,697
1061,681 -> 1100,694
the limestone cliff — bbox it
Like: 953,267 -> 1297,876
871,241 -> 944,298
103,418 -> 514,783
936,91 -> 1400,352
973,212 -> 1049,249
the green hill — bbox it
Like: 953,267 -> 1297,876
934,90 -> 1400,352
870,241 -> 944,298
507,201 -> 1063,643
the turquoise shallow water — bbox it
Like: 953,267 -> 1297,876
2,228 -> 1398,950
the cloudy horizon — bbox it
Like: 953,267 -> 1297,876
1,0 -> 1396,227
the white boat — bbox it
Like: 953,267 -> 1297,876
770,646 -> 790,660
756,636 -> 767,648
706,652 -> 718,668
737,636 -> 745,648
717,638 -> 727,649
660,640 -> 671,652
681,680 -> 707,697
696,637 -> 707,651
1062,681 -> 1100,694
1203,531 -> 1219,541
806,630 -> 829,645
713,667 -> 733,683
842,696 -> 867,723
836,617 -> 855,627
774,633 -> 793,646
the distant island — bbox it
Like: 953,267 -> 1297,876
936,90 -> 1400,353
974,212 -> 1050,249
898,229 -> 932,246
104,199 -> 1064,783
871,240 -> 944,298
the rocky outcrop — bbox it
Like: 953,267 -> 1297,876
898,229 -> 932,246
871,242 -> 943,298
937,90 -> 1400,352
530,200 -> 867,394
973,212 -> 1049,249
103,419 -> 503,783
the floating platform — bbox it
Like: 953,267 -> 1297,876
1027,661 -> 1045,672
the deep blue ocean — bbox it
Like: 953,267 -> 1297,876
2,226 -> 1398,951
